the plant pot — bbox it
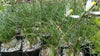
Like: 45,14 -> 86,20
1,47 -> 41,56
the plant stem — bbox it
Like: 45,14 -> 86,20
61,11 -> 86,39
56,19 -> 66,31
58,11 -> 86,53
40,0 -> 43,20
74,0 -> 76,14
80,16 -> 92,46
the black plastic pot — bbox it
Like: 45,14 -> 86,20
0,42 -> 2,50
81,43 -> 98,56
59,46 -> 70,56
1,47 -> 41,56
41,33 -> 51,45
0,42 -> 2,56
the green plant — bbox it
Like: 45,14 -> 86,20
0,0 -> 99,56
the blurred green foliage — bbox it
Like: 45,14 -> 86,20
0,0 -> 100,55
